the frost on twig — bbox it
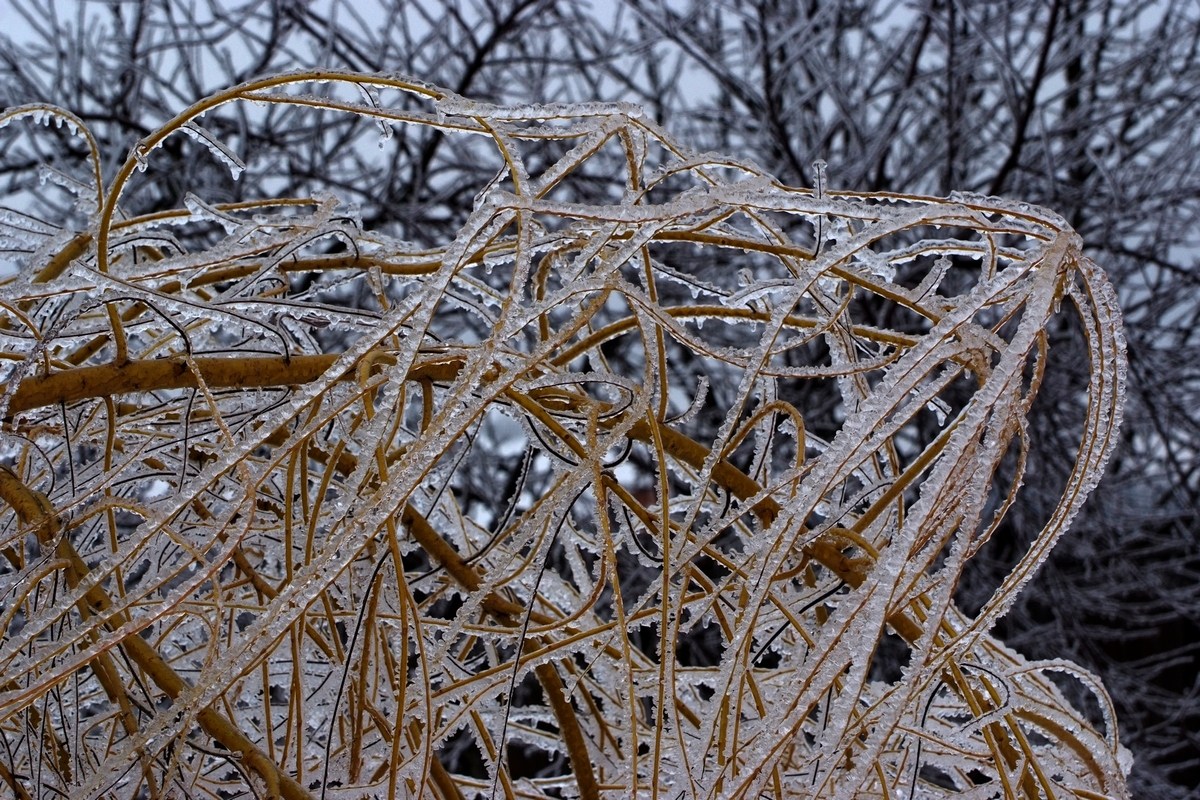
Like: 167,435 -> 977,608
0,71 -> 1128,799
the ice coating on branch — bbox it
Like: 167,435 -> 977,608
179,121 -> 246,179
183,193 -> 242,233
0,104 -> 88,142
437,96 -> 645,121
0,78 -> 1129,800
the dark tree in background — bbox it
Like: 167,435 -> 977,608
1,1 -> 1196,797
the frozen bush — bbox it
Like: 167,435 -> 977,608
0,72 -> 1128,799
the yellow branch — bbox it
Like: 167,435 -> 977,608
0,465 -> 315,800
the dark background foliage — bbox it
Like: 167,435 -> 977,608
2,1 -> 1197,796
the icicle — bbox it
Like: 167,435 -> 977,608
926,397 -> 951,426
354,82 -> 393,147
812,158 -> 828,199
131,142 -> 151,172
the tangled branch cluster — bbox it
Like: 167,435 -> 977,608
0,72 -> 1127,799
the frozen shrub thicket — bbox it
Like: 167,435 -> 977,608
0,72 -> 1128,799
